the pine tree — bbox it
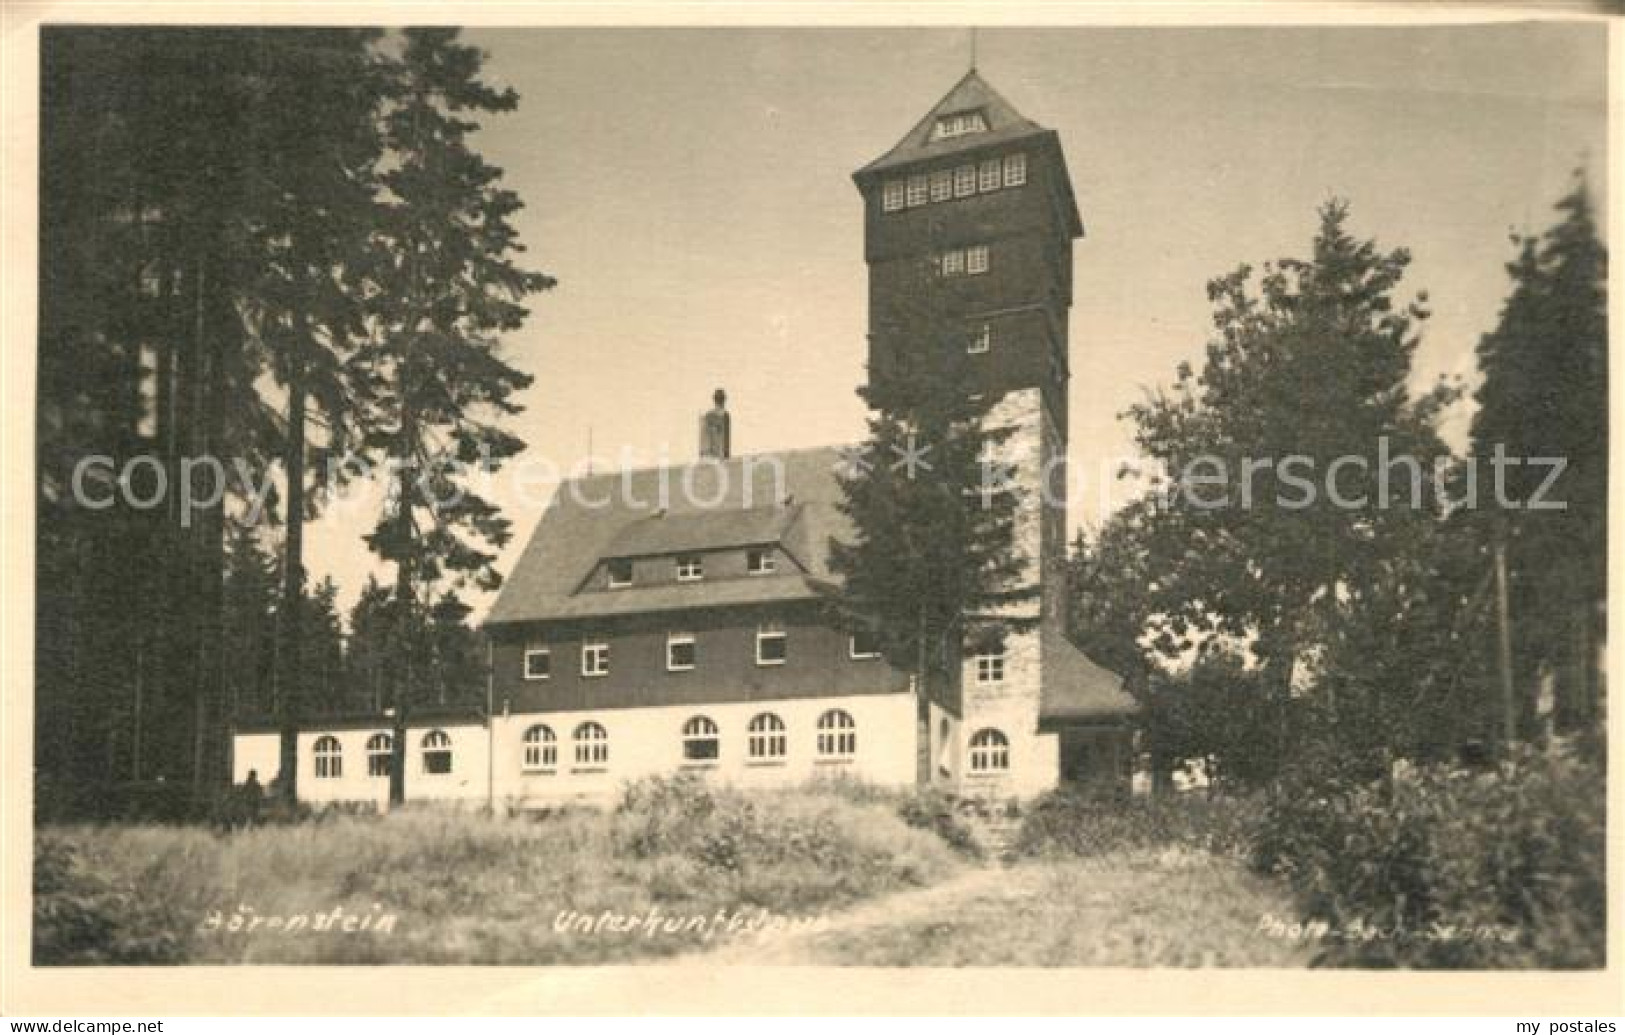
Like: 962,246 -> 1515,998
1471,176 -> 1607,737
360,29 -> 554,803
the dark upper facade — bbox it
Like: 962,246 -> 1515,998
852,70 -> 1084,436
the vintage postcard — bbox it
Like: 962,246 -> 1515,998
2,0 -> 1620,1018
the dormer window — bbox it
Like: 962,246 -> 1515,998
676,555 -> 703,581
931,110 -> 987,141
607,558 -> 633,588
747,549 -> 776,575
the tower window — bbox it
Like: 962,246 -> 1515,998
906,174 -> 928,208
976,649 -> 1006,684
929,169 -> 953,203
968,324 -> 992,354
882,180 -> 905,212
932,110 -> 987,140
979,158 -> 1002,192
953,164 -> 977,198
1003,152 -> 1028,187
969,728 -> 1011,772
967,244 -> 990,275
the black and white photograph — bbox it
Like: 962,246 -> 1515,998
5,1 -> 1619,1018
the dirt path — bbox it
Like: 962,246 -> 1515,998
682,851 -> 1310,967
682,864 -> 1028,965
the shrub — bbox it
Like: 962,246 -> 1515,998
894,787 -> 983,859
1015,788 -> 1258,860
1253,742 -> 1605,968
33,833 -> 194,964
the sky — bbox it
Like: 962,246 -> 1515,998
301,23 -> 1609,623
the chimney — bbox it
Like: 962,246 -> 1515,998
699,387 -> 731,459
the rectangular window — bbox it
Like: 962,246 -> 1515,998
967,244 -> 990,275
882,180 -> 905,212
933,111 -> 986,140
607,558 -> 633,588
746,548 -> 776,575
667,633 -> 696,672
976,651 -> 1006,684
968,324 -> 992,354
523,647 -> 551,681
849,629 -> 882,660
1003,152 -> 1027,187
756,625 -> 788,666
906,174 -> 928,208
941,249 -> 965,276
953,164 -> 977,198
979,159 -> 1002,192
929,170 -> 953,203
582,642 -> 610,677
675,555 -> 703,581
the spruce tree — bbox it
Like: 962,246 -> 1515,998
829,264 -> 1032,783
1471,176 -> 1607,736
360,29 -> 554,803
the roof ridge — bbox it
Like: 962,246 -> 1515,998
560,442 -> 854,486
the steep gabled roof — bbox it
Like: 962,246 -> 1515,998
486,447 -> 850,626
855,69 -> 1049,178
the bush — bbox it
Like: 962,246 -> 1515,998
1253,742 -> 1605,968
1015,788 -> 1258,861
33,833 -> 194,964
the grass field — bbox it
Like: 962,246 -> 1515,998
33,780 -> 967,965
34,778 -> 1310,967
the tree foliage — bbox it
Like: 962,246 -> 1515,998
1470,176 -> 1607,736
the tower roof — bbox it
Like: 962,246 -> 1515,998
856,69 -> 1050,178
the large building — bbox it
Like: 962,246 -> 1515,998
233,69 -> 1136,808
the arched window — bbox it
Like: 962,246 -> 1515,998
422,729 -> 452,775
747,713 -> 787,761
682,715 -> 720,762
366,733 -> 392,778
573,721 -> 609,767
313,735 -> 342,779
816,709 -> 856,759
522,725 -> 557,773
969,728 -> 1010,773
